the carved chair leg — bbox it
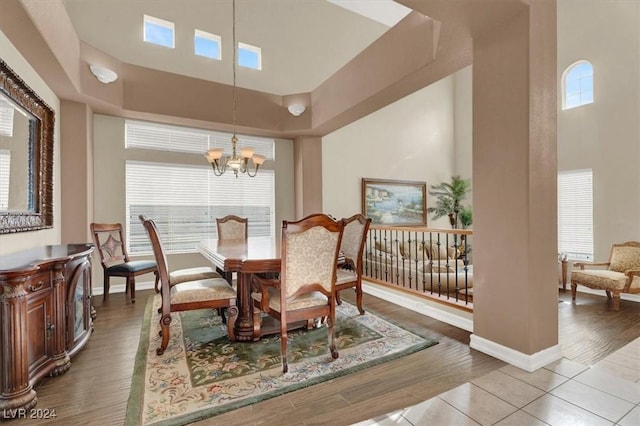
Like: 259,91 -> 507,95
335,290 -> 343,305
306,318 -> 315,330
605,290 -> 612,299
129,277 -> 136,303
103,272 -> 110,301
153,271 -> 160,293
156,314 -> 172,356
570,283 -> 577,301
281,329 -> 288,373
328,315 -> 338,360
355,284 -> 365,315
612,293 -> 621,311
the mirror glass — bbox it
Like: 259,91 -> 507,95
0,92 -> 35,212
0,59 -> 54,233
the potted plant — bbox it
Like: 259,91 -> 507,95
459,205 -> 473,229
427,175 -> 471,229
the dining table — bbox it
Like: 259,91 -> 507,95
198,236 -> 281,342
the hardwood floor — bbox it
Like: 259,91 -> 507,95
15,288 -> 640,426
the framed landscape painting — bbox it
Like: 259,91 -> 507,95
362,178 -> 427,226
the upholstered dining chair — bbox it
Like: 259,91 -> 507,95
139,215 -> 238,355
251,213 -> 344,373
335,214 -> 371,315
90,222 -> 158,304
571,241 -> 640,311
216,215 -> 248,240
215,215 -> 248,281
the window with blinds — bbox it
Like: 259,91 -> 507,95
558,169 -> 593,260
124,120 -> 275,255
125,121 -> 274,160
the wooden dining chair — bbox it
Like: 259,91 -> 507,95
215,215 -> 248,281
90,222 -> 158,303
251,213 -> 344,373
335,214 -> 371,315
139,215 -> 238,355
216,215 -> 248,239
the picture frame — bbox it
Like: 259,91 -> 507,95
362,178 -> 427,226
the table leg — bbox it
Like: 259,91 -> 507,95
234,272 -> 258,341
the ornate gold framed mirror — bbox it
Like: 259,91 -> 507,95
0,59 -> 54,233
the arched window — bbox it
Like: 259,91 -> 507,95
562,60 -> 594,110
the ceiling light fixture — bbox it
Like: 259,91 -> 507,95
89,64 -> 118,84
204,0 -> 264,178
287,103 -> 306,117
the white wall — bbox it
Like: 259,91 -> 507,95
558,0 -> 640,260
0,30 -> 61,256
322,74 -> 457,229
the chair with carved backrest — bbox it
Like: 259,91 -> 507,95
90,222 -> 158,303
216,215 -> 248,240
335,214 -> 371,315
251,213 -> 344,373
139,215 -> 238,355
215,215 -> 248,281
571,241 -> 640,311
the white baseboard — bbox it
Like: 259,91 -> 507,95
92,280 -> 156,296
362,282 -> 474,332
470,334 -> 563,372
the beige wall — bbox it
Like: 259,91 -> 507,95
472,3 -> 558,356
60,100 -> 93,244
453,65 -> 473,181
294,136 -> 323,219
0,29 -> 61,255
322,74 -> 456,229
90,114 -> 295,290
558,0 -> 640,260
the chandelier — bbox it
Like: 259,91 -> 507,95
204,0 -> 265,178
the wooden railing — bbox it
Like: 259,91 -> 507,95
363,225 -> 473,310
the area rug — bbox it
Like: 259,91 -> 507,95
125,294 -> 437,426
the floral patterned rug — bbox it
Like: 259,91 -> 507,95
125,294 -> 437,426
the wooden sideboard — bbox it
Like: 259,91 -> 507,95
0,244 -> 95,417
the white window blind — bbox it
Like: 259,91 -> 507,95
126,121 -> 274,160
124,120 -> 276,254
0,149 -> 10,210
558,169 -> 593,260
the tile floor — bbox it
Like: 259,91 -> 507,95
354,337 -> 640,425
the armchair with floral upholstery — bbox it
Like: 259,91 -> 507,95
571,241 -> 640,311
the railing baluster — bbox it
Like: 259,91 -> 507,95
362,224 -> 473,311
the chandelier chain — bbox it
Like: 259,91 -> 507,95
232,0 -> 237,139
204,0 -> 263,177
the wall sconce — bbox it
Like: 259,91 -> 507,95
89,65 -> 118,84
287,103 -> 306,117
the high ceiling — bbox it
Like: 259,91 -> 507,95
62,0 -> 412,96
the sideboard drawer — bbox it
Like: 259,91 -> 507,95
26,271 -> 53,294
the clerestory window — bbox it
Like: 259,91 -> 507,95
562,60 -> 594,110
143,15 -> 175,49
